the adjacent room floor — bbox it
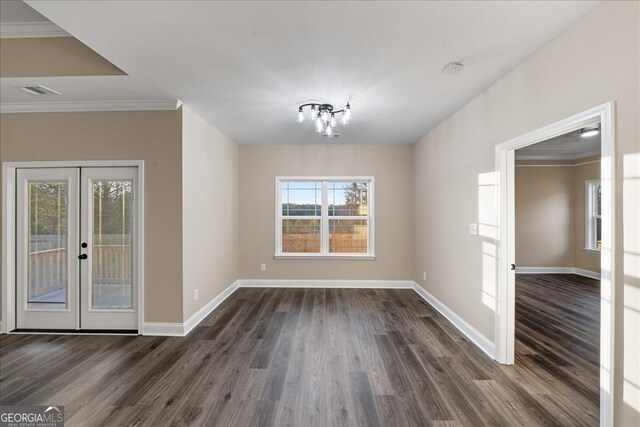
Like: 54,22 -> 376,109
0,280 -> 599,426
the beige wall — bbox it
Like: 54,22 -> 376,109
515,166 -> 574,267
239,144 -> 413,280
0,110 -> 184,323
573,160 -> 601,272
182,106 -> 239,321
413,2 -> 638,424
515,158 -> 601,273
0,37 -> 124,77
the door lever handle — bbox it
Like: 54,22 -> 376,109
510,263 -> 516,271
78,254 -> 88,260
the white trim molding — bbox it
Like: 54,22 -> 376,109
494,102 -> 615,427
143,280 -> 240,337
0,22 -> 70,38
0,100 -> 181,114
238,279 -> 413,289
2,160 -> 145,335
412,282 -> 495,359
100,279 -> 496,369
514,148 -> 601,161
275,176 -> 375,259
183,280 -> 240,335
515,267 -> 601,280
141,322 -> 184,337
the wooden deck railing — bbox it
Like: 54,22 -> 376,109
29,245 -> 132,299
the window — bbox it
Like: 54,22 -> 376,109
586,180 -> 602,251
276,177 -> 374,258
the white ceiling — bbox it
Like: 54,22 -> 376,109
23,1 -> 599,144
516,128 -> 601,160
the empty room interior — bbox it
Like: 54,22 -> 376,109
0,1 -> 638,426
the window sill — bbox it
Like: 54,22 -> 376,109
583,248 -> 601,254
274,254 -> 376,260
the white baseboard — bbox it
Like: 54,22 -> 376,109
238,279 -> 414,289
412,282 -> 496,359
515,266 -> 601,280
141,278 -> 497,364
573,268 -> 601,280
143,280 -> 240,336
183,280 -> 240,335
142,322 -> 184,336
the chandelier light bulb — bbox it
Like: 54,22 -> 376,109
297,108 -> 305,123
330,113 -> 337,127
343,102 -> 351,124
309,105 -> 316,121
315,116 -> 325,133
321,109 -> 330,122
325,124 -> 333,137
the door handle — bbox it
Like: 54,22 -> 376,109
78,254 -> 88,260
510,263 -> 516,271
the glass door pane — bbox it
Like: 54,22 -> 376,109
91,180 -> 133,309
27,181 -> 68,308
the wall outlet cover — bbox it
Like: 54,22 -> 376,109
260,263 -> 267,271
469,223 -> 478,236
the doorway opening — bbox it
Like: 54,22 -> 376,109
512,124 -> 602,424
2,161 -> 144,333
494,103 -> 615,426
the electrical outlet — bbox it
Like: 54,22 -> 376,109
423,271 -> 427,280
260,263 -> 267,272
469,223 -> 478,236
194,289 -> 199,301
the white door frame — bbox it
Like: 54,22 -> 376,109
2,160 -> 145,334
494,102 -> 615,427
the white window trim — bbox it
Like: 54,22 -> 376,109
275,176 -> 375,259
585,179 -> 602,253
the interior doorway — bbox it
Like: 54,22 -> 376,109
3,162 -> 143,332
512,124 -> 602,423
494,103 -> 615,426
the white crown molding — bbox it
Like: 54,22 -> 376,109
0,21 -> 70,38
514,148 -> 601,161
515,159 -> 600,168
412,282 -> 495,359
515,266 -> 601,280
0,100 -> 181,114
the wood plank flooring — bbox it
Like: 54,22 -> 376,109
0,275 -> 599,426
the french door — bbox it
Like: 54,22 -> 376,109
16,167 -> 138,331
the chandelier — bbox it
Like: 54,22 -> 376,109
297,102 -> 351,137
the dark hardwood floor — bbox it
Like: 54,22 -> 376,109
0,276 -> 599,426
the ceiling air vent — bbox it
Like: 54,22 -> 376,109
322,133 -> 341,139
17,85 -> 61,96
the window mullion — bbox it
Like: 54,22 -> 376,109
321,181 -> 329,255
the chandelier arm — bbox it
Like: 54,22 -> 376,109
298,104 -> 346,114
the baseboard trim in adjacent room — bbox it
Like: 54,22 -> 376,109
412,282 -> 496,359
515,266 -> 601,280
237,279 -> 415,289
